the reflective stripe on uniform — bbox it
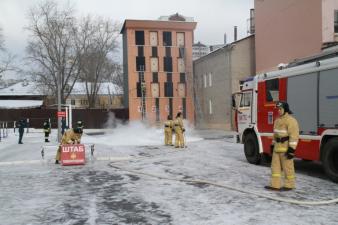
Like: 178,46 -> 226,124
286,175 -> 295,180
274,129 -> 288,134
289,141 -> 298,148
272,173 -> 281,177
275,147 -> 288,152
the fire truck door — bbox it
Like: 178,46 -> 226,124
237,91 -> 252,134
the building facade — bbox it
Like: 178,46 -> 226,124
121,14 -> 197,124
193,35 -> 255,130
255,0 -> 338,73
192,41 -> 210,60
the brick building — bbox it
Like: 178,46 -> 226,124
120,14 -> 197,124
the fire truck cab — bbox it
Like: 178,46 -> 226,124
235,56 -> 338,183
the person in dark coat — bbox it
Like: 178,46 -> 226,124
17,119 -> 26,144
61,117 -> 67,135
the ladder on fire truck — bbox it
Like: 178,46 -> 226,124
140,65 -> 146,120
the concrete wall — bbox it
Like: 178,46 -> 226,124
255,0 -> 323,73
193,36 -> 255,130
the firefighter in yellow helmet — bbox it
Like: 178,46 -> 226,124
174,112 -> 185,148
164,115 -> 174,146
265,102 -> 299,191
55,120 -> 84,164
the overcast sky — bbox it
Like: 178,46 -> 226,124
0,0 -> 254,59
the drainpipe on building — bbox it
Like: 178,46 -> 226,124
226,44 -> 236,130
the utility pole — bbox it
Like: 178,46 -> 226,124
57,70 -> 61,142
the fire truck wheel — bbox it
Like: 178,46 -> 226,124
244,132 -> 261,165
322,138 -> 338,183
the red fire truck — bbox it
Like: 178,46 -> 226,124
234,56 -> 338,182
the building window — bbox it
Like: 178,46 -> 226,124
136,56 -> 145,71
155,98 -> 160,121
163,57 -> 172,72
152,72 -> 158,83
203,74 -> 207,88
135,31 -> 144,45
208,72 -> 212,87
180,73 -> 185,83
163,31 -> 172,46
164,82 -> 173,97
335,10 -> 338,33
167,73 -> 172,82
165,47 -> 171,57
71,99 -> 76,105
209,99 -> 213,115
138,46 -> 144,56
152,47 -> 158,57
265,79 -> 279,102
178,48 -> 185,58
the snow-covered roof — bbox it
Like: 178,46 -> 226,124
0,81 -> 43,96
70,82 -> 123,95
0,100 -> 43,109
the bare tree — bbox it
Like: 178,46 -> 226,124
0,26 -> 15,77
25,0 -> 81,103
78,16 -> 120,108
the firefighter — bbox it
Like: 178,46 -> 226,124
265,101 -> 299,191
164,115 -> 174,146
55,120 -> 84,164
174,112 -> 185,148
43,119 -> 51,142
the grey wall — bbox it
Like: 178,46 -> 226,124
193,35 -> 255,130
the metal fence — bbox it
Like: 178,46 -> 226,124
0,108 -> 129,129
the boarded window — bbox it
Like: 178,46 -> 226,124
182,98 -> 186,118
265,79 -> 279,102
178,83 -> 186,97
151,83 -> 159,98
150,31 -> 158,46
178,58 -> 185,73
155,98 -> 160,121
164,82 -> 173,97
135,31 -> 144,45
150,57 -> 158,72
177,32 -> 185,47
163,31 -> 172,46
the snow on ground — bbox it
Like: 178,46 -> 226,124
0,122 -> 337,225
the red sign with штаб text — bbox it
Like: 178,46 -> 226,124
60,144 -> 85,166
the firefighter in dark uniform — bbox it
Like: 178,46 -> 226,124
164,115 -> 174,146
43,119 -> 51,142
17,119 -> 26,144
173,112 -> 185,148
265,101 -> 299,191
55,121 -> 84,164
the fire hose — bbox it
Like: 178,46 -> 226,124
109,163 -> 338,206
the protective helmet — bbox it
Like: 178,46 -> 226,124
276,101 -> 292,114
74,120 -> 84,134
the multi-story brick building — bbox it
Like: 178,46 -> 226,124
255,0 -> 338,73
120,14 -> 197,124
